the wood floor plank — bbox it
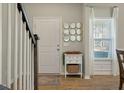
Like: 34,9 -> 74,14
38,75 -> 122,90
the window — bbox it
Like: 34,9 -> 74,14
93,18 -> 113,59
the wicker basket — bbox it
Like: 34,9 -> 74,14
67,64 -> 79,73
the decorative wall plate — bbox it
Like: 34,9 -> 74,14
70,23 -> 76,28
70,36 -> 76,41
64,29 -> 69,35
76,23 -> 81,28
77,36 -> 81,41
64,36 -> 70,42
70,29 -> 75,35
76,29 -> 81,34
64,23 -> 69,28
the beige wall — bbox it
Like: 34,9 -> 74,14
23,4 -> 82,26
23,3 -> 83,52
23,3 -> 84,74
117,4 -> 124,49
23,3 -> 124,76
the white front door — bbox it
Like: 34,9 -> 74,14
33,17 -> 60,74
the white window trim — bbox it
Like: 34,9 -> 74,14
111,7 -> 119,76
88,7 -> 118,76
93,18 -> 113,59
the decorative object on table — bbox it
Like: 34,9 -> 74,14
63,22 -> 82,42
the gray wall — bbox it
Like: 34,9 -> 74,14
23,3 -> 124,51
23,3 -> 84,74
117,4 -> 124,49
23,3 -> 83,52
23,3 -> 124,76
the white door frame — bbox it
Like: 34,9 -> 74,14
33,17 -> 62,74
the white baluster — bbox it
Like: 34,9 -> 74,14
7,4 -> 12,88
23,22 -> 27,90
26,31 -> 30,90
19,11 -> 23,90
31,44 -> 34,90
14,4 -> 19,90
29,38 -> 32,90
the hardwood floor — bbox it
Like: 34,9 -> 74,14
38,75 -> 123,90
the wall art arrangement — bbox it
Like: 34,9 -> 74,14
63,22 -> 82,42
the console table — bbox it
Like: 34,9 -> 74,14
64,51 -> 83,78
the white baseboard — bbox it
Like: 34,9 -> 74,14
113,72 -> 119,76
60,72 -> 64,75
84,75 -> 90,79
113,74 -> 117,76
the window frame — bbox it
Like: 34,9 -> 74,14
93,18 -> 113,60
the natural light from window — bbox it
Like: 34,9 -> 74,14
93,18 -> 113,59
